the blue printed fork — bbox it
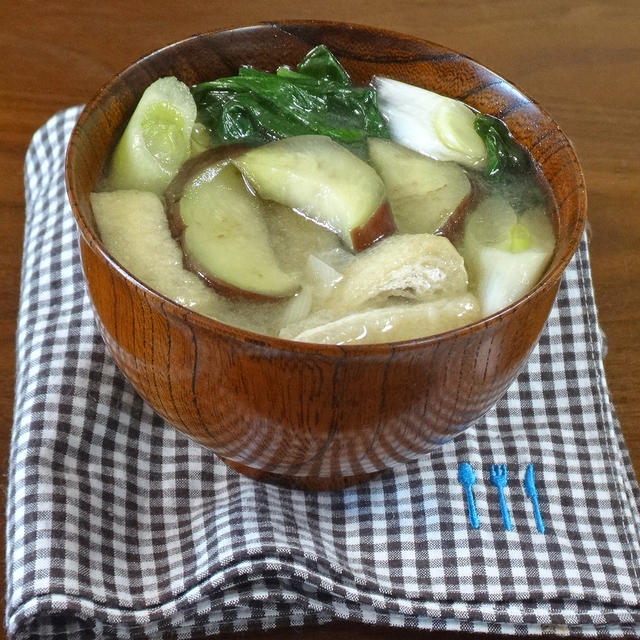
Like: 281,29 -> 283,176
489,463 -> 513,531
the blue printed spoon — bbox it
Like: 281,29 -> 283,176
458,461 -> 480,529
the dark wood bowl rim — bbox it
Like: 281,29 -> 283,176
66,20 -> 587,357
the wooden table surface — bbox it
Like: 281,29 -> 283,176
2,2 -> 639,639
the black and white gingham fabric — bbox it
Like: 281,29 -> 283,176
6,107 -> 640,638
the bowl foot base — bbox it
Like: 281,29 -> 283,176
219,456 -> 384,491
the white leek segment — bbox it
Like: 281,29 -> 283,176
373,76 -> 486,169
106,77 -> 197,194
461,195 -> 555,316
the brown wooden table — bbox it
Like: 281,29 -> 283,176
2,2 -> 639,638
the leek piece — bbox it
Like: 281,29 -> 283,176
462,195 -> 555,315
373,76 -> 486,169
106,77 -> 197,195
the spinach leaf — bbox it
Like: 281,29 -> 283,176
474,114 -> 530,180
191,45 -> 389,152
295,44 -> 350,84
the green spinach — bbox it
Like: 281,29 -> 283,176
473,114 -> 531,181
191,45 -> 389,152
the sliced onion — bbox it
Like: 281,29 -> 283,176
279,285 -> 313,327
305,254 -> 344,288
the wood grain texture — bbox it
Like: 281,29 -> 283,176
2,2 -> 639,638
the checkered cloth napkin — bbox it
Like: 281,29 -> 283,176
6,107 -> 640,639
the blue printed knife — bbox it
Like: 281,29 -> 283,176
524,463 -> 545,533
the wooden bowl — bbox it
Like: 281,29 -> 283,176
66,21 -> 586,490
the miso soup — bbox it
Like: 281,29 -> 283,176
91,46 -> 555,345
